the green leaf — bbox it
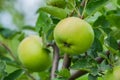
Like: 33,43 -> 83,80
94,28 -> 102,39
111,29 -> 120,39
0,45 -> 7,53
17,33 -> 25,41
22,25 -> 35,31
91,37 -> 103,52
71,57 -> 96,70
105,35 -> 118,50
0,60 -> 7,80
99,60 -> 111,72
46,24 -> 55,42
38,6 -> 67,19
66,0 -> 76,10
90,66 -> 99,76
0,60 -> 6,72
106,9 -> 120,28
58,68 -> 70,78
39,71 -> 50,80
0,27 -> 17,39
4,69 -> 24,80
93,15 -> 109,28
111,0 -> 120,8
93,15 -> 111,34
86,0 -> 108,16
53,78 -> 66,80
47,0 -> 66,8
88,74 -> 97,80
36,11 -> 55,42
36,11 -> 52,36
76,74 -> 88,80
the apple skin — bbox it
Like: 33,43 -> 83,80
54,17 -> 94,55
18,35 -> 52,72
104,66 -> 120,80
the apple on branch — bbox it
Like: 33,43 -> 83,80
17,35 -> 52,72
54,17 -> 94,55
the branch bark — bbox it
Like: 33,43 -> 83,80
50,43 -> 59,80
68,70 -> 88,80
62,54 -> 71,69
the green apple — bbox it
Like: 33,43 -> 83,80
47,0 -> 66,8
18,35 -> 52,72
54,17 -> 94,55
104,66 -> 120,80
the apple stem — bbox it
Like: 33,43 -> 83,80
50,43 -> 59,80
62,54 -> 71,69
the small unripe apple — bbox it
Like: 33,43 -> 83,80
18,35 -> 52,72
54,17 -> 94,55
104,66 -> 120,80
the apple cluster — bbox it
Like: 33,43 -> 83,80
17,17 -> 94,72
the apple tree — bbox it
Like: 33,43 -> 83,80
0,0 -> 120,80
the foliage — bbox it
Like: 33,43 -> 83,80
0,0 -> 120,80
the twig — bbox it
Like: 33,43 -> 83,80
80,0 -> 88,19
0,42 -> 17,61
69,10 -> 75,17
0,42 -> 35,80
80,0 -> 86,7
50,43 -> 59,80
62,54 -> 71,69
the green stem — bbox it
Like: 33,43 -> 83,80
81,0 -> 88,18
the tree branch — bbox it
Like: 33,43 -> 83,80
50,43 -> 59,80
62,54 -> 71,69
68,70 -> 88,80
